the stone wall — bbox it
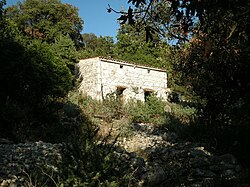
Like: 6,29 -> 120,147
77,57 -> 100,99
78,57 -> 169,102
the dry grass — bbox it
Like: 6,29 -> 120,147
97,117 -> 134,141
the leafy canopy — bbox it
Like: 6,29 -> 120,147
0,0 -> 79,141
79,33 -> 115,58
6,0 -> 83,46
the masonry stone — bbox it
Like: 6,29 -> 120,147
77,57 -> 169,102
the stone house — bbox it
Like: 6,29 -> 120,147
77,57 -> 169,102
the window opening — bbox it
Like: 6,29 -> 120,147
120,65 -> 123,69
116,86 -> 126,102
144,90 -> 153,102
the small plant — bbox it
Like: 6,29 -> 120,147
170,103 -> 197,124
162,102 -> 198,140
125,95 -> 166,125
60,128 -> 135,187
102,92 -> 124,121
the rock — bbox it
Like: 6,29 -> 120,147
0,142 -> 62,186
0,123 -> 243,186
162,132 -> 170,141
129,152 -> 137,158
164,103 -> 172,113
0,139 -> 12,144
146,166 -> 166,186
134,166 -> 147,178
1,180 -> 8,187
191,168 -> 216,177
221,169 -> 236,178
116,122 -> 243,185
133,123 -> 142,131
115,146 -> 126,154
131,157 -> 145,168
219,154 -> 237,165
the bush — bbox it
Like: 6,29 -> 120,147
0,37 -> 73,141
57,94 -> 135,186
160,102 -> 198,140
125,95 -> 166,125
74,92 -> 167,125
61,138 -> 134,187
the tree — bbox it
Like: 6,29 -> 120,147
0,4 -> 73,140
6,0 -> 83,47
178,4 -> 250,121
52,34 -> 79,73
82,33 -> 98,50
109,0 -> 183,43
112,0 -> 250,125
110,0 -> 250,165
109,1 -> 249,43
79,33 -> 115,58
0,0 -> 5,19
115,24 -> 173,69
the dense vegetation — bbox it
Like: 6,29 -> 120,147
0,0 -> 81,141
109,0 -> 250,166
0,0 -> 249,186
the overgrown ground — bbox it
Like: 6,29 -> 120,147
65,92 -> 250,186
1,91 -> 250,186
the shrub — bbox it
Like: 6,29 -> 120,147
125,95 -> 166,125
161,102 -> 198,140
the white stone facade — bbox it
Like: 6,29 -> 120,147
77,57 -> 169,102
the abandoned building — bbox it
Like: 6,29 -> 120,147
77,57 -> 169,102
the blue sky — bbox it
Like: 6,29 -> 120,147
6,0 -> 131,40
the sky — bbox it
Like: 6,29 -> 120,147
6,0 -> 131,40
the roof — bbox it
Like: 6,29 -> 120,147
79,56 -> 166,72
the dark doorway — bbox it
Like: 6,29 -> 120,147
116,86 -> 126,102
144,90 -> 153,102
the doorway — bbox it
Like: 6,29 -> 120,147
116,86 -> 126,102
144,89 -> 154,102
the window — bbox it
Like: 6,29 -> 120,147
120,65 -> 123,69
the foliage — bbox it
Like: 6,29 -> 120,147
2,1 -> 139,186
109,0 -> 181,42
114,24 -> 173,69
0,8 -> 74,141
1,38 -> 72,101
169,103 -> 197,124
61,136 -> 134,187
79,33 -> 115,58
44,93 -> 134,187
109,0 -> 249,43
2,93 -> 135,186
114,24 -> 180,93
126,95 -> 166,124
174,4 -> 250,165
52,34 -> 79,73
174,4 -> 249,124
0,0 -> 5,19
109,0 -> 250,166
0,38 -> 73,140
74,91 -> 167,126
78,26 -> 175,81
5,0 -> 83,47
